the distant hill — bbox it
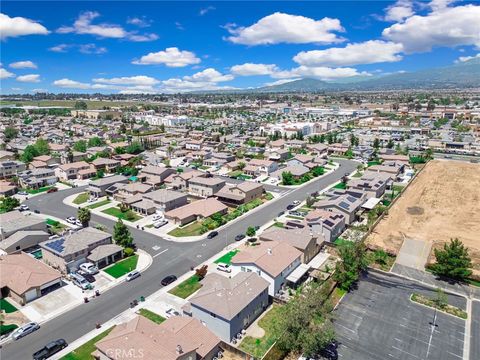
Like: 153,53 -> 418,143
250,58 -> 480,92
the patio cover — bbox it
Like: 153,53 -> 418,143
286,263 -> 310,283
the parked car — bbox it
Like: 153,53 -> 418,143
77,271 -> 95,283
47,187 -> 58,193
152,213 -> 163,222
161,275 -> 177,286
286,204 -> 295,210
216,263 -> 231,273
74,220 -> 83,228
234,234 -> 245,241
19,204 -> 29,212
165,308 -> 181,318
293,200 -> 301,206
70,273 -> 92,290
87,197 -> 96,203
34,209 -> 40,214
126,270 -> 141,282
33,339 -> 67,360
11,322 -> 40,341
66,217 -> 77,224
154,219 -> 168,228
79,262 -> 99,275
17,191 -> 28,196
277,211 -> 285,217
207,231 -> 218,239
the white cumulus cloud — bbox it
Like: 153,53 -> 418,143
384,0 -> 415,22
230,63 -> 279,76
0,13 -> 49,39
92,75 -> 159,86
455,53 -> 480,63
293,41 -> 404,67
57,11 -> 158,42
132,47 -> 201,67
53,78 -> 92,89
263,78 -> 301,87
225,12 -> 345,45
272,65 -> 370,81
9,60 -> 37,69
382,4 -> 480,53
16,74 -> 40,83
0,68 -> 15,79
183,68 -> 233,82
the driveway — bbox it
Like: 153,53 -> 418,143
334,271 -> 466,360
396,237 -> 432,270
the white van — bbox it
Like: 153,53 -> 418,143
70,273 -> 92,290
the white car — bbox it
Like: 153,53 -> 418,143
154,220 -> 168,228
292,200 -> 301,206
165,308 -> 181,318
126,270 -> 140,282
216,264 -> 231,273
11,322 -> 40,340
66,217 -> 76,224
79,262 -> 99,275
19,204 -> 29,212
75,220 -> 83,228
152,214 -> 163,222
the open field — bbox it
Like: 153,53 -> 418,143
0,100 -> 148,109
367,160 -> 480,273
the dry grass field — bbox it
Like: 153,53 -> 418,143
367,160 -> 480,272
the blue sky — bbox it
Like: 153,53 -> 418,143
1,1 -> 479,93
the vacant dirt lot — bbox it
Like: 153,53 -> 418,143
367,160 -> 480,272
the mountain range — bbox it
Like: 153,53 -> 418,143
237,58 -> 480,93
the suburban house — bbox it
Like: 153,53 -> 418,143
203,152 -> 235,167
165,169 -> 204,190
231,241 -> 302,296
138,166 -> 176,188
94,316 -> 221,360
0,180 -> 16,197
55,161 -> 95,181
305,209 -> 346,243
113,182 -> 153,202
0,211 -> 46,239
185,139 -> 203,150
18,168 -> 57,189
0,160 -> 26,179
215,182 -> 264,205
243,159 -> 278,177
30,155 -> 60,169
0,252 -> 62,305
142,189 -> 188,212
185,272 -> 269,342
307,143 -> 329,158
165,198 -> 228,225
259,227 -> 320,263
270,164 -> 310,181
267,149 -> 290,162
0,230 -> 50,254
87,175 -> 129,198
347,172 -> 392,198
40,227 -> 115,273
91,158 -> 121,173
188,176 -> 226,198
313,194 -> 365,224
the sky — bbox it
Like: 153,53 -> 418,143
1,0 -> 479,94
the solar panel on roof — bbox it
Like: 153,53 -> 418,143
338,201 -> 350,210
46,239 -> 65,253
346,196 -> 357,202
324,220 -> 334,227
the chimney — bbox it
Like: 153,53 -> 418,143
176,345 -> 183,354
267,248 -> 272,255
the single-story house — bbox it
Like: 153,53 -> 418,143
87,175 -> 129,198
0,252 -> 62,305
165,198 -> 228,226
0,211 -> 46,239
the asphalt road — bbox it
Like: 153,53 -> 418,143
334,271 -> 467,360
0,159 -> 358,360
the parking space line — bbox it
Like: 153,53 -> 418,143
153,249 -> 169,258
392,345 -> 422,359
335,322 -> 356,334
446,350 -> 463,359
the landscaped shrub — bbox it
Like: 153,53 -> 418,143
123,247 -> 135,257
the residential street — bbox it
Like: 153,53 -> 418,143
0,159 -> 358,360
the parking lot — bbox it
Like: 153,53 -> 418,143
334,271 -> 466,360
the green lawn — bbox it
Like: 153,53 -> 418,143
103,255 -> 139,278
286,215 -> 304,220
367,160 -> 382,167
137,309 -> 165,324
214,250 -> 239,265
73,193 -> 89,205
0,324 -> 18,336
26,186 -> 54,194
228,170 -> 243,178
101,206 -> 142,221
466,278 -> 480,287
168,275 -> 202,299
168,221 -> 203,237
61,327 -> 115,360
333,182 -> 347,189
334,237 -> 354,247
0,298 -> 18,313
46,218 -> 67,235
239,305 -> 284,358
87,199 -> 111,209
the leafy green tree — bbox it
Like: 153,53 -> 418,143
77,207 -> 91,227
125,142 -> 143,154
74,101 -> 88,110
430,238 -> 472,280
113,219 -> 134,248
21,145 -> 40,163
87,137 -> 105,147
334,241 -> 369,291
311,166 -> 325,177
3,127 -> 18,142
34,138 -> 50,155
281,171 -> 294,185
0,197 -> 20,213
73,140 -> 87,153
246,226 -> 256,237
386,139 -> 395,149
238,161 -> 246,171
373,138 -> 380,149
